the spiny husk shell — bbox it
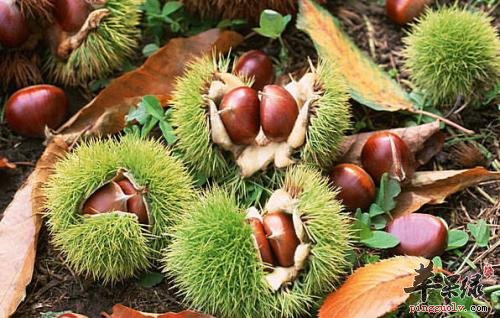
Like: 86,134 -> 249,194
0,50 -> 42,92
44,135 -> 194,282
43,0 -> 141,86
164,165 -> 352,318
171,54 -> 350,184
17,0 -> 53,20
182,0 -> 297,22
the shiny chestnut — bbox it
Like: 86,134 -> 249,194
219,86 -> 260,145
5,85 -> 68,138
233,50 -> 274,91
263,211 -> 300,267
247,217 -> 276,266
329,163 -> 376,211
260,85 -> 298,142
0,1 -> 29,48
53,0 -> 91,32
83,178 -> 149,224
386,0 -> 429,25
361,131 -> 415,184
387,213 -> 448,258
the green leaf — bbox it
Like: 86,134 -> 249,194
369,203 -> 385,217
253,10 -> 291,39
375,173 -> 401,213
371,215 -> 387,230
141,117 -> 159,138
143,0 -> 161,15
432,256 -> 442,268
451,295 -> 480,318
127,105 -> 149,125
141,96 -> 164,120
162,1 -> 183,16
360,231 -> 399,249
142,43 -> 159,57
467,220 -> 490,247
353,210 -> 372,240
138,271 -> 164,288
217,19 -> 246,29
446,229 -> 469,251
491,290 -> 500,310
159,120 -> 177,144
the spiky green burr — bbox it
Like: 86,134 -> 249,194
170,54 -> 350,183
43,0 -> 141,86
164,165 -> 352,318
44,135 -> 194,283
403,6 -> 500,106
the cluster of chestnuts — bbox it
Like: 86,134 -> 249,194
329,131 -> 448,258
219,50 -> 299,145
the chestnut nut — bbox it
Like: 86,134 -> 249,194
386,0 -> 430,25
387,213 -> 448,258
53,0 -> 91,33
0,1 -> 29,48
329,163 -> 376,211
233,50 -> 274,91
260,85 -> 299,142
361,131 -> 415,184
247,217 -> 276,266
262,211 -> 300,267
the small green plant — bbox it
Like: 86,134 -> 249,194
125,96 -> 176,145
253,9 -> 292,67
403,6 -> 500,106
445,229 -> 469,251
353,173 -> 401,249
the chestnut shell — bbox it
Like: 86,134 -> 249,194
5,84 -> 68,138
263,211 -> 300,267
260,85 -> 299,142
233,50 -> 274,91
0,1 -> 29,48
386,0 -> 429,25
53,0 -> 91,33
329,163 -> 376,211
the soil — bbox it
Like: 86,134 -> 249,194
1,1 -> 498,317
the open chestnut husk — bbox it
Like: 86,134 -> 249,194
82,174 -> 149,225
233,50 -> 274,91
4,84 -> 68,137
387,213 -> 448,258
361,131 -> 415,183
329,163 -> 376,211
218,86 -> 260,145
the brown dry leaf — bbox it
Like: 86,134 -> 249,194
0,138 -> 68,318
99,304 -> 214,318
297,0 -> 414,112
393,167 -> 500,217
55,29 -> 243,142
338,121 -> 441,166
319,256 -> 430,318
0,157 -> 16,169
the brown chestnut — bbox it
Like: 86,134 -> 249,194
263,211 -> 300,267
0,1 -> 29,48
53,0 -> 91,33
117,179 -> 148,225
387,213 -> 448,258
247,217 -> 276,266
83,178 -> 149,224
260,85 -> 298,142
386,0 -> 429,25
5,85 -> 68,138
219,86 -> 260,145
233,50 -> 274,91
361,131 -> 415,184
329,163 -> 376,211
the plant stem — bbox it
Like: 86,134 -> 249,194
456,244 -> 477,274
483,285 -> 500,294
412,109 -> 474,135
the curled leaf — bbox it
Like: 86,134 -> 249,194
0,138 -> 68,318
393,167 -> 500,217
297,0 -> 414,112
338,121 -> 441,166
319,256 -> 430,318
100,304 -> 214,318
55,29 -> 243,142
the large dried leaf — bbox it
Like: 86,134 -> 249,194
393,167 -> 500,217
319,256 -> 430,318
338,121 -> 441,166
0,157 -> 16,169
0,138 -> 68,318
54,304 -> 214,318
55,29 -> 243,141
297,0 -> 413,112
